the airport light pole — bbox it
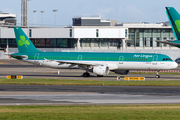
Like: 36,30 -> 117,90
53,9 -> 58,27
27,0 -> 31,26
159,12 -> 161,22
119,11 -> 121,23
40,11 -> 44,27
33,10 -> 37,26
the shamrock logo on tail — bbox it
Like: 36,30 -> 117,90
174,20 -> 180,33
18,36 -> 30,48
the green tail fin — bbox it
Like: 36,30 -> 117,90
166,7 -> 180,40
14,27 -> 40,53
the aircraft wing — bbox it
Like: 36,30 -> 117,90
44,58 -> 118,70
156,40 -> 180,46
44,58 -> 101,69
55,60 -> 100,66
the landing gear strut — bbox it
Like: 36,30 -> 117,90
83,72 -> 90,77
155,70 -> 160,78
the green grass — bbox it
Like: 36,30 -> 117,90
1,78 -> 180,86
0,105 -> 180,120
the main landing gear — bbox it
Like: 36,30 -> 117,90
83,73 -> 104,77
155,70 -> 160,78
83,72 -> 90,77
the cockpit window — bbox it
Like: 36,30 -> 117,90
163,58 -> 172,61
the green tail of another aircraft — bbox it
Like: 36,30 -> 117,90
166,7 -> 180,40
14,27 -> 40,53
156,7 -> 180,48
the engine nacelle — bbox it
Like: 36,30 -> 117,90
93,65 -> 109,76
112,70 -> 130,75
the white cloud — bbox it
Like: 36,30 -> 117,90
96,7 -> 114,19
94,5 -> 143,23
119,5 -> 143,23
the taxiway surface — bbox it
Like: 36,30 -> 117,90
0,64 -> 180,80
0,85 -> 180,105
0,59 -> 180,105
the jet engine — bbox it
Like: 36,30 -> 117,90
93,65 -> 109,76
111,70 -> 130,75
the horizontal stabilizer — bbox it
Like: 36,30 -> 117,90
10,55 -> 28,59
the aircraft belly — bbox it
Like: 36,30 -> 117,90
117,62 -> 150,70
25,60 -> 176,70
117,62 -> 164,70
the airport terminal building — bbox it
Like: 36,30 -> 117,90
0,16 -> 179,59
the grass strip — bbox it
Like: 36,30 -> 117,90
0,105 -> 180,120
1,78 -> 180,86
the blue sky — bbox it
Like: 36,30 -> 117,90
1,0 -> 180,26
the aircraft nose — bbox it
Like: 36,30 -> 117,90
173,62 -> 178,68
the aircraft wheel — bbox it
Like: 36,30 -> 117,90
155,75 -> 160,78
83,73 -> 90,77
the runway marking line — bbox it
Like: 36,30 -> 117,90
41,71 -> 57,73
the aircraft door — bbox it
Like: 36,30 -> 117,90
34,53 -> 40,65
152,55 -> 158,65
78,55 -> 82,62
119,56 -> 124,64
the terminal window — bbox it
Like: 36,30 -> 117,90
70,29 -> 72,37
96,29 -> 99,37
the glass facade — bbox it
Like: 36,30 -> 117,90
0,39 -> 17,48
91,39 -> 99,47
0,38 -> 77,48
80,38 -> 121,48
127,28 -> 175,48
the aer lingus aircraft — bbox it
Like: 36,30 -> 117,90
156,7 -> 180,47
10,27 -> 177,78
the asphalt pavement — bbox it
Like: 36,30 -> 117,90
0,59 -> 180,105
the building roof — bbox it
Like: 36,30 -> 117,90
0,13 -> 16,19
117,22 -> 171,28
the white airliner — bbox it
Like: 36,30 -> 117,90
10,27 -> 178,78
